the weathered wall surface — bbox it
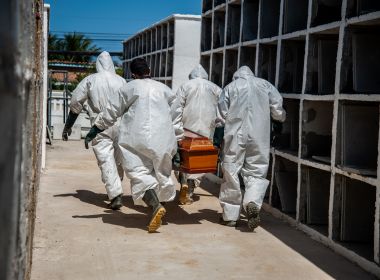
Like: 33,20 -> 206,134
0,0 -> 45,279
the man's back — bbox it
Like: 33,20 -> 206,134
118,79 -> 177,159
172,65 -> 222,139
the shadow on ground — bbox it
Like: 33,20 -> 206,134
55,188 -> 220,232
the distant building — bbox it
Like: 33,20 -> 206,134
122,14 -> 201,91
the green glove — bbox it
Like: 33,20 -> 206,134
62,111 -> 79,141
172,143 -> 181,168
85,125 -> 104,149
213,126 -> 225,148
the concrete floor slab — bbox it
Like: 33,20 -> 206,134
31,141 -> 375,280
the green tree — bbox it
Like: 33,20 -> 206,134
48,32 -> 101,63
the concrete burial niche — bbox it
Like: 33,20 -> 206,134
346,0 -> 380,17
258,43 -> 277,85
155,54 -> 160,77
211,52 -> 224,86
272,157 -> 298,216
273,99 -> 300,155
306,35 -> 339,95
311,0 -> 343,27
162,24 -> 168,49
242,0 -> 259,41
336,101 -> 379,177
240,46 -> 256,73
169,21 -> 174,48
341,26 -> 380,94
300,166 -> 331,236
201,55 -> 211,77
227,3 -> 241,45
260,0 -> 281,38
201,16 -> 212,51
283,0 -> 309,34
167,50 -> 173,77
213,10 -> 226,49
214,0 -> 226,7
279,38 -> 306,94
157,26 -> 162,50
224,49 -> 238,86
160,52 -> 167,77
301,101 -> 333,164
333,175 -> 376,261
203,0 -> 213,13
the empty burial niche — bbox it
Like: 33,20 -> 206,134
336,102 -> 379,177
240,46 -> 256,72
242,0 -> 259,41
148,31 -> 152,53
271,157 -> 298,216
152,29 -> 157,52
283,0 -> 309,34
227,4 -> 241,45
167,51 -> 173,77
333,175 -> 376,261
272,99 -> 300,155
160,52 -> 167,77
201,55 -> 211,77
151,55 -> 157,78
301,101 -> 333,164
157,26 -> 162,50
203,0 -> 213,13
214,0 -> 225,7
202,16 -> 212,52
213,11 -> 226,49
258,44 -> 277,85
341,27 -> 380,94
260,0 -> 280,39
264,155 -> 274,203
162,24 -> 168,49
306,35 -> 338,95
169,21 -> 174,48
154,55 -> 160,77
347,0 -> 380,17
279,39 -> 306,94
300,166 -> 331,236
311,0 -> 342,27
211,52 -> 224,87
224,49 -> 238,86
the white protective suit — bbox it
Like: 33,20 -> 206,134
171,64 -> 222,186
70,51 -> 126,200
172,64 -> 222,140
219,66 -> 286,222
95,79 -> 178,206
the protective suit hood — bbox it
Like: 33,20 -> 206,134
233,66 -> 255,80
189,64 -> 209,80
96,51 -> 116,74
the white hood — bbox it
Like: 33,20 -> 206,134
96,51 -> 116,74
189,64 -> 209,80
233,66 -> 255,81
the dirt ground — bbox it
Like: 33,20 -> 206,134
31,141 -> 375,280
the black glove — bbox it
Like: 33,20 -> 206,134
62,111 -> 79,141
272,121 -> 283,134
172,143 -> 181,168
213,126 -> 225,148
271,121 -> 283,146
85,125 -> 104,149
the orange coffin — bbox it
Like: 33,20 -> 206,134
178,130 -> 219,174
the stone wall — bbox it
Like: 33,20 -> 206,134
0,0 -> 45,279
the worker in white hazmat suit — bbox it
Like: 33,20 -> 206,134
62,51 -> 126,210
171,64 -> 222,205
85,58 -> 177,233
218,66 -> 286,230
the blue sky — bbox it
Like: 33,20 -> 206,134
46,0 -> 201,52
